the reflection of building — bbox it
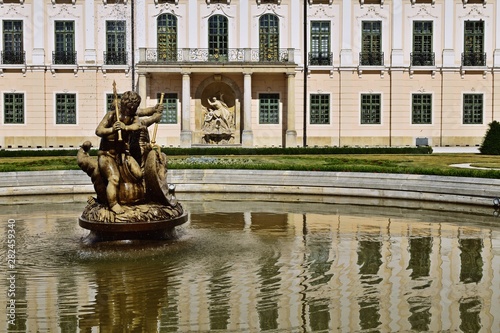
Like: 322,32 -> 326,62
2,1 -> 500,148
1,205 -> 500,332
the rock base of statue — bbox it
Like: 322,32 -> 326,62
79,212 -> 188,244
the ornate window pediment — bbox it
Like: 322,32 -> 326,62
155,0 -> 179,5
102,0 -> 128,5
462,0 -> 487,7
308,0 -> 333,4
0,0 -> 25,4
411,0 -> 435,5
360,0 -> 384,8
206,0 -> 231,4
257,0 -> 281,5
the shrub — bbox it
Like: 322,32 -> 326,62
479,120 -> 500,155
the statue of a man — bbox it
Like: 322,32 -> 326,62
95,91 -> 142,214
207,96 -> 232,131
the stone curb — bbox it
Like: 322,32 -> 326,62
0,169 -> 499,207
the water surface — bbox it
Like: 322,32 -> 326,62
1,196 -> 499,332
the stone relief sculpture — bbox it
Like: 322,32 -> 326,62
201,94 -> 235,144
77,82 -> 186,242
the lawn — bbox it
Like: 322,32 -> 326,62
2,152 -> 500,179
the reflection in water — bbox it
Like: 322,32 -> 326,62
1,199 -> 500,332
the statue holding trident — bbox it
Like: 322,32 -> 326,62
77,84 -> 185,242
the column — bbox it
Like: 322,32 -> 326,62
181,72 -> 192,147
242,72 -> 253,147
84,0 -> 96,63
32,0 -> 45,65
340,0 -> 353,66
137,73 -> 147,108
286,73 -> 297,148
391,0 -> 404,66
442,0 -> 455,66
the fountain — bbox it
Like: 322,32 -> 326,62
77,83 -> 187,243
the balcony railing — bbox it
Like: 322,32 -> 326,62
359,52 -> 384,66
462,52 -> 486,67
410,52 -> 435,67
1,50 -> 25,65
104,51 -> 128,65
309,52 -> 333,66
52,50 -> 77,65
139,48 -> 295,64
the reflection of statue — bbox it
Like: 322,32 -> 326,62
77,84 -> 186,241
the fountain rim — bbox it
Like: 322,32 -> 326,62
78,213 -> 189,232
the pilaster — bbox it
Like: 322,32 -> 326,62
391,0 -> 404,66
84,0 -> 96,63
340,0 -> 353,66
442,0 -> 455,67
32,0 -> 45,65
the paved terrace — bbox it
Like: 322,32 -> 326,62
0,169 -> 498,208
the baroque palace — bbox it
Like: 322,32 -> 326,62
0,0 -> 497,148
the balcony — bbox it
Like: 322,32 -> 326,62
410,52 -> 435,67
1,50 -> 25,65
104,51 -> 128,65
139,48 -> 295,64
309,52 -> 333,66
52,51 -> 77,65
461,52 -> 486,67
359,52 -> 384,66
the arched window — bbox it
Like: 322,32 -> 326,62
208,15 -> 228,61
157,13 -> 177,61
259,14 -> 279,62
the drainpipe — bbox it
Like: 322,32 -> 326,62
303,0 -> 308,147
131,0 -> 136,91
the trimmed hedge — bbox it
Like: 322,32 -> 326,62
0,146 -> 432,158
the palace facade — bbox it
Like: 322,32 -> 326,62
0,0 -> 498,148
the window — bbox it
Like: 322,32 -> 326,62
56,93 -> 76,124
259,93 -> 279,124
310,21 -> 331,66
105,21 -> 126,65
310,94 -> 330,124
208,15 -> 228,61
463,94 -> 483,124
157,93 -> 178,124
463,21 -> 485,66
106,93 -> 122,113
360,94 -> 381,124
157,14 -> 177,62
259,14 -> 279,62
412,21 -> 434,66
2,20 -> 24,64
360,21 -> 382,66
54,21 -> 76,65
4,93 -> 24,124
412,94 -> 432,124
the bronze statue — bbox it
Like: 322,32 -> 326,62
77,83 -> 186,242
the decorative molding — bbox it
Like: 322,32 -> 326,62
154,3 -> 181,17
254,4 -> 285,18
49,4 -> 80,18
356,6 -> 387,21
202,3 -> 234,18
0,4 -> 29,17
459,5 -> 488,19
408,5 -> 438,19
309,3 -> 335,17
